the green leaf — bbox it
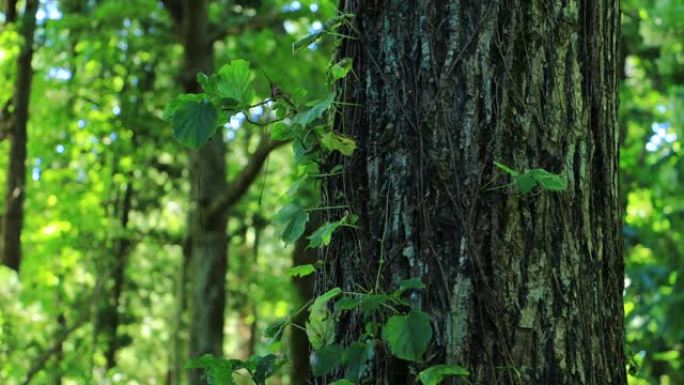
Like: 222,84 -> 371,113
514,173 -> 537,194
286,264 -> 316,278
286,174 -> 309,196
329,380 -> 355,385
321,131 -> 356,156
334,294 -> 387,315
293,30 -> 325,51
307,314 -> 336,350
529,168 -> 566,191
308,213 -> 356,248
308,221 -> 343,248
494,161 -> 518,176
164,93 -> 202,120
197,72 -> 218,96
343,341 -> 374,381
331,58 -> 353,80
215,59 -> 254,108
264,319 -> 289,343
307,288 -> 342,349
393,278 -> 426,297
417,364 -> 470,385
335,296 -> 363,312
310,344 -> 344,376
311,288 -> 343,314
270,121 -> 293,141
358,294 -> 388,314
292,94 -> 334,128
185,354 -> 241,385
275,204 -> 309,243
382,310 -> 433,362
247,354 -> 284,385
171,96 -> 219,148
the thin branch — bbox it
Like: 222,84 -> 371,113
22,307 -> 89,385
210,9 -> 313,42
207,136 -> 289,218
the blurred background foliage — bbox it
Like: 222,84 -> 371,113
621,1 -> 684,383
0,0 -> 681,384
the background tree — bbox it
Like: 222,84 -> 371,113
320,1 -> 625,384
1,0 -> 38,271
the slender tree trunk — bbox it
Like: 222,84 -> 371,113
104,182 -> 133,369
5,0 -> 18,23
290,220 -> 317,385
161,2 -> 301,383
168,240 -> 190,385
1,0 -> 38,271
321,1 -> 624,384
178,1 -> 228,384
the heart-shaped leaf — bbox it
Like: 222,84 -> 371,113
382,310 -> 432,362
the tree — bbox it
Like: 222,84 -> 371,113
162,1 -> 293,383
1,0 -> 38,271
319,1 -> 626,384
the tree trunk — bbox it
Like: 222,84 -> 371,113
178,2 -> 229,384
290,220 -> 317,385
5,0 -> 18,23
321,1 -> 625,384
104,182 -> 133,369
1,0 -> 38,271
161,2 -> 325,383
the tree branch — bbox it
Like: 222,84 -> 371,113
208,136 -> 288,218
210,9 -> 313,43
22,309 -> 89,385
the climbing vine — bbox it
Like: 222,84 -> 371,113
165,12 -> 567,385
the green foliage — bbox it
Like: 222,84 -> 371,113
214,60 -> 254,108
293,14 -> 354,52
494,162 -> 566,194
330,58 -> 353,80
286,263 -> 316,277
393,278 -> 426,297
169,95 -> 219,148
341,341 -> 373,381
329,380 -> 355,385
321,131 -> 357,156
310,344 -> 344,376
308,213 -> 358,248
417,365 -> 470,385
185,354 -> 284,385
382,310 -> 433,362
292,94 -> 335,128
9,0 -> 681,384
307,288 -> 342,349
275,204 -> 309,243
185,355 -> 240,385
264,318 -> 288,343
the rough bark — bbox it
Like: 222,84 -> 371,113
320,1 -> 624,384
1,0 -> 38,271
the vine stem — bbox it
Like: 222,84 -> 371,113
374,187 -> 391,293
304,205 -> 349,212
